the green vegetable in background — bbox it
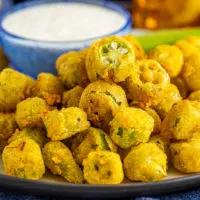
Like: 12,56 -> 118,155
136,28 -> 200,52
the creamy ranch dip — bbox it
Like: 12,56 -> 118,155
2,2 -> 126,42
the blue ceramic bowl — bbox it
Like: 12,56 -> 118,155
0,0 -> 131,78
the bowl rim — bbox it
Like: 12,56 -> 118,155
0,0 -> 132,44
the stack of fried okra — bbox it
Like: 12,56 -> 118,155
2,35 -> 200,184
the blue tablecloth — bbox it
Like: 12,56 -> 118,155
0,188 -> 200,200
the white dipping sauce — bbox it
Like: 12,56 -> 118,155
2,3 -> 126,42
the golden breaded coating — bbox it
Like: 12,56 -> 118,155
79,80 -> 128,131
124,143 -> 167,182
86,36 -> 135,83
181,52 -> 200,91
43,141 -> 83,183
144,108 -> 161,134
32,73 -> 65,106
42,107 -> 90,141
123,35 -> 145,60
170,140 -> 200,173
154,84 -> 182,119
188,90 -> 200,101
171,76 -> 189,98
74,127 -> 117,164
8,128 -> 47,148
83,151 -> 124,184
16,97 -> 50,129
125,59 -> 170,108
0,68 -> 35,111
110,107 -> 154,149
186,36 -> 200,49
160,100 -> 200,140
175,40 -> 199,61
149,135 -> 170,154
56,49 -> 89,89
2,138 -> 45,180
148,45 -> 183,77
62,86 -> 84,108
0,112 -> 17,139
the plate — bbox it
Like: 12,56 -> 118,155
0,159 -> 200,199
2,28 -> 200,199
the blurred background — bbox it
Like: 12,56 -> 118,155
11,0 -> 200,30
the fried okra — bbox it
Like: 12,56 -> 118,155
161,100 -> 200,140
186,36 -> 200,49
188,90 -> 200,101
0,68 -> 35,111
123,35 -> 145,60
124,143 -> 167,182
2,138 -> 45,180
79,81 -> 128,131
62,86 -> 84,108
43,141 -> 83,183
56,50 -> 89,89
32,73 -> 65,106
125,59 -> 170,108
74,127 -> 117,164
175,40 -> 199,61
83,151 -> 124,184
16,97 -> 50,129
154,84 -> 182,119
171,77 -> 188,98
0,112 -> 17,139
170,140 -> 200,173
42,107 -> 90,141
181,52 -> 200,91
8,128 -> 47,148
148,45 -> 183,77
110,107 -> 154,149
86,36 -> 135,83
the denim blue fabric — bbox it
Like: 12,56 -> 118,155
0,188 -> 200,200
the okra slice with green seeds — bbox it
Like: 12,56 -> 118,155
42,141 -> 83,184
86,36 -> 135,83
83,150 -> 124,184
74,127 -> 117,164
110,107 -> 154,149
42,107 -> 90,141
79,80 -> 128,132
